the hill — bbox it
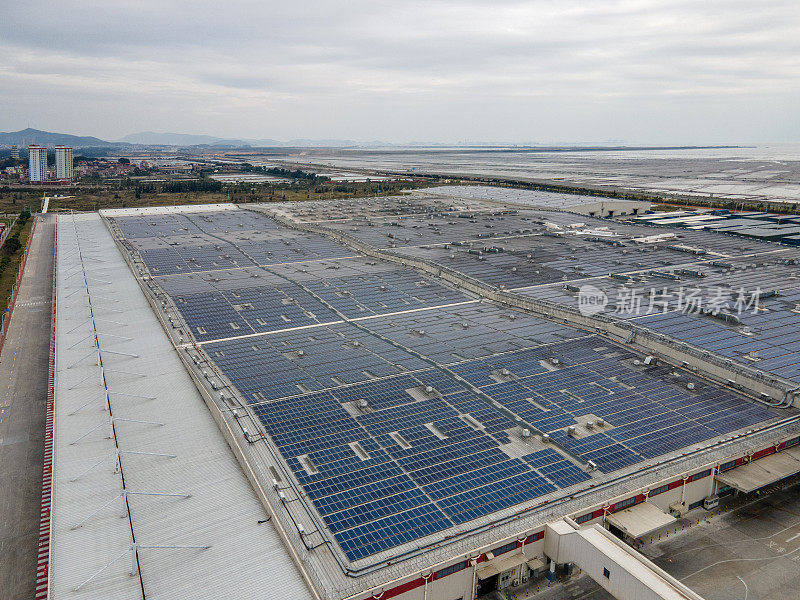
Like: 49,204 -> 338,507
117,131 -> 268,146
118,131 -> 363,147
0,128 -> 116,147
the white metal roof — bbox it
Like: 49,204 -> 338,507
605,502 -> 676,539
98,203 -> 235,218
477,551 -> 528,578
51,213 -> 313,600
716,447 -> 800,493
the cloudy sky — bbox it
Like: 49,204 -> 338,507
1,1 -> 798,144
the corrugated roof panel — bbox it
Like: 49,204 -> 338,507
52,213 -> 314,600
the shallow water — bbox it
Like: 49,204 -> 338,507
288,143 -> 800,204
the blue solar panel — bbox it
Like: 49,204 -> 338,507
111,207 -> 783,562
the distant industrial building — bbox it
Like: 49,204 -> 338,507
54,145 -> 74,181
634,209 -> 800,245
423,185 -> 651,217
10,144 -> 19,160
28,145 -> 48,182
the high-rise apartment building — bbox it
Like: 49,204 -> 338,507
11,144 -> 19,160
29,145 -> 48,182
55,145 -> 74,181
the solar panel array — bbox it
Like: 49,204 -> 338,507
281,196 -> 800,384
111,205 -> 784,562
520,257 -> 800,383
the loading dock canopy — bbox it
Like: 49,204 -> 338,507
477,552 -> 527,578
717,447 -> 800,493
526,557 -> 545,571
606,502 -> 676,538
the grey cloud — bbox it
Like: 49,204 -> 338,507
1,0 -> 798,143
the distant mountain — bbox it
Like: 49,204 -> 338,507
117,131 -> 269,146
118,131 -> 368,148
283,138 -> 360,147
0,128 -> 116,147
0,128 -> 380,148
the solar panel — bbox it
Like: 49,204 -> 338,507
111,206 -> 785,561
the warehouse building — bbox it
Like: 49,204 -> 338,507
43,189 -> 800,600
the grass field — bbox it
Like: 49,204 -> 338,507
0,179 -> 437,214
0,215 -> 34,314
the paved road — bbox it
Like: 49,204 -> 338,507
0,214 -> 54,600
651,481 -> 800,600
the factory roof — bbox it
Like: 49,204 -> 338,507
81,196 -> 800,599
419,185 -> 649,210
51,213 -> 313,600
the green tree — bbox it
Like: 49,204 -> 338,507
4,237 -> 21,255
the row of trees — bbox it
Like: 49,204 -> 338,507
134,178 -> 223,198
238,163 -> 330,182
2,210 -> 31,257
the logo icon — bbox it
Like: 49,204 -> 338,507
578,285 -> 608,316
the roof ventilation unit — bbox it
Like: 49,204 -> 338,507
687,382 -> 695,390
521,428 -> 531,438
587,460 -> 598,471
586,421 -> 595,430
596,418 -> 605,427
567,426 -> 577,437
643,356 -> 656,366
541,433 -> 551,443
